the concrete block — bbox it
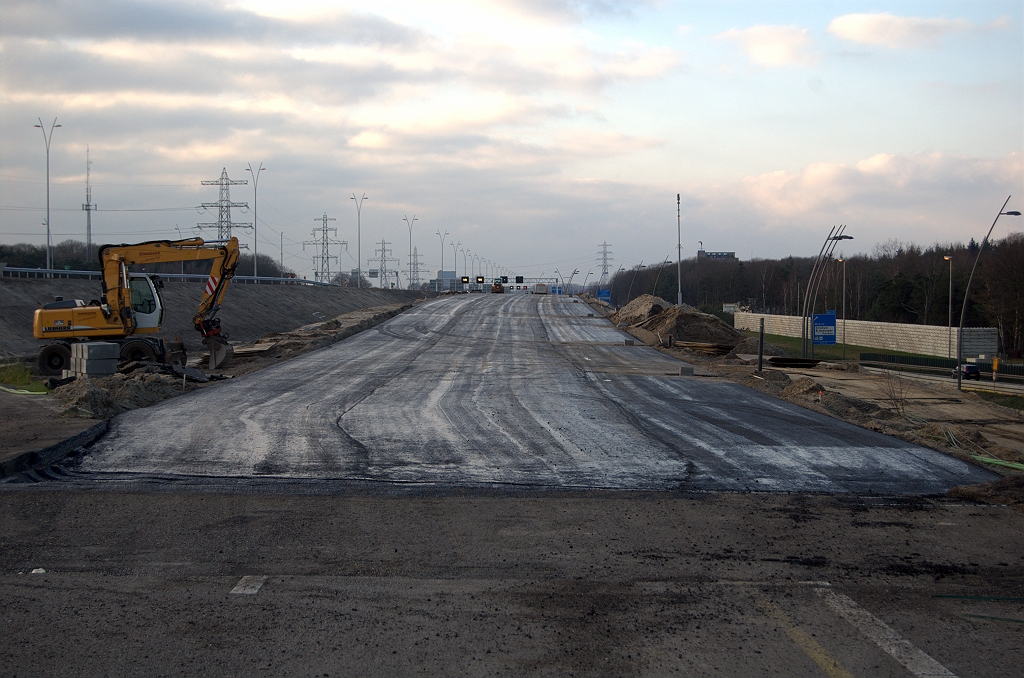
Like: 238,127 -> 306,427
677,364 -> 694,376
75,358 -> 118,376
72,342 -> 120,360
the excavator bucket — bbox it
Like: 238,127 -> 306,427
204,336 -> 233,369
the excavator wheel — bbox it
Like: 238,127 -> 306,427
38,343 -> 71,377
119,339 -> 158,364
203,336 -> 233,370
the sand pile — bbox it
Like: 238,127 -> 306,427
53,373 -> 187,419
611,295 -> 678,326
638,306 -> 743,346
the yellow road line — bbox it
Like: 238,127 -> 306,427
752,591 -> 855,678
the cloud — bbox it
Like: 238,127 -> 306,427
827,13 -> 973,48
716,25 -> 817,67
503,0 -> 657,22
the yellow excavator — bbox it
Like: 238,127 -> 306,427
33,237 -> 240,375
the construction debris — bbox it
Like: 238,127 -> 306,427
611,295 -> 680,326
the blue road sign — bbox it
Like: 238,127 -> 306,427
597,289 -> 611,303
813,313 -> 837,345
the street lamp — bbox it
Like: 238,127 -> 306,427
943,255 -> 953,359
451,241 -> 461,289
801,227 -> 853,357
351,193 -> 368,287
837,258 -> 846,360
405,215 -> 418,290
461,247 -> 468,285
34,117 -> 61,274
246,163 -> 266,280
956,197 -> 1020,389
676,193 -> 682,306
435,230 -> 449,292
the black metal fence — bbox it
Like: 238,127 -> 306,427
860,352 -> 1024,377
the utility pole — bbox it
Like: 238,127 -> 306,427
351,193 -> 368,288
82,146 -> 96,260
34,117 -> 61,274
280,232 -> 284,276
597,241 -> 613,288
303,213 -> 346,283
676,193 -> 682,306
198,168 -> 250,241
246,162 -> 266,280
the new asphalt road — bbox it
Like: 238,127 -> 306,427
75,294 -> 993,493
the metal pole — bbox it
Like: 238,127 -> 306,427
801,226 -> 836,357
944,255 -> 952,359
840,258 -> 846,361
405,215 -> 418,289
246,162 -> 265,280
351,193 -> 367,287
676,193 -> 682,306
34,117 -> 61,275
758,317 -> 764,372
436,230 -> 448,292
280,232 -> 284,275
957,196 -> 1019,390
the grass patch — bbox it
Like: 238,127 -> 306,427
0,362 -> 48,393
973,390 -> 1024,412
739,331 -> 947,361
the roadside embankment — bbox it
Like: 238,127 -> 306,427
0,277 -> 432,357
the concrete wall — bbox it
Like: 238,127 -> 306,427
734,312 -> 998,358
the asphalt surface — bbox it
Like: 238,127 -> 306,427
68,294 -> 993,493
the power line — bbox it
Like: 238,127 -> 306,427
597,241 -> 613,287
303,213 -> 346,283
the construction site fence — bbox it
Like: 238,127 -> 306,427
860,352 -> 1024,377
1,267 -> 334,286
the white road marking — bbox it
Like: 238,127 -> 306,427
816,588 -> 958,678
230,575 -> 268,595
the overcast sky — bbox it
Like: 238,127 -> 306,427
1,0 -> 1021,281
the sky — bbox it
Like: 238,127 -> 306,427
1,0 -> 1022,282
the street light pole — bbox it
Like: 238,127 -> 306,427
404,215 -> 418,290
838,258 -> 846,361
956,196 -> 1020,390
246,162 -> 266,280
436,230 -> 449,292
944,255 -> 953,359
351,193 -> 368,287
676,193 -> 682,306
34,117 -> 61,275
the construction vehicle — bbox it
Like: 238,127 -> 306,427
33,237 -> 240,375
491,279 -> 504,294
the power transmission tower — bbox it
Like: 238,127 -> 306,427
303,213 -> 347,283
82,146 -> 96,257
409,246 -> 423,289
198,167 -> 250,241
597,241 -> 614,287
370,238 -> 400,289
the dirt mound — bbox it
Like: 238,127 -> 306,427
726,336 -> 787,358
53,373 -> 187,419
611,295 -> 678,326
780,377 -> 824,399
638,306 -> 743,346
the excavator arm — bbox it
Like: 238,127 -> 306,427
98,237 -> 240,366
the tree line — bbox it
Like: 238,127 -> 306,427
601,234 -> 1024,357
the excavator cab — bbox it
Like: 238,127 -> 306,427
128,275 -> 163,330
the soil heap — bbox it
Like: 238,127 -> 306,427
53,373 -> 189,419
611,295 -> 681,326
637,306 -> 743,346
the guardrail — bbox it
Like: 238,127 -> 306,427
860,352 -> 1024,378
1,267 -> 335,286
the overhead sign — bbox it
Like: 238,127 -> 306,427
813,313 -> 836,345
597,289 -> 611,303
